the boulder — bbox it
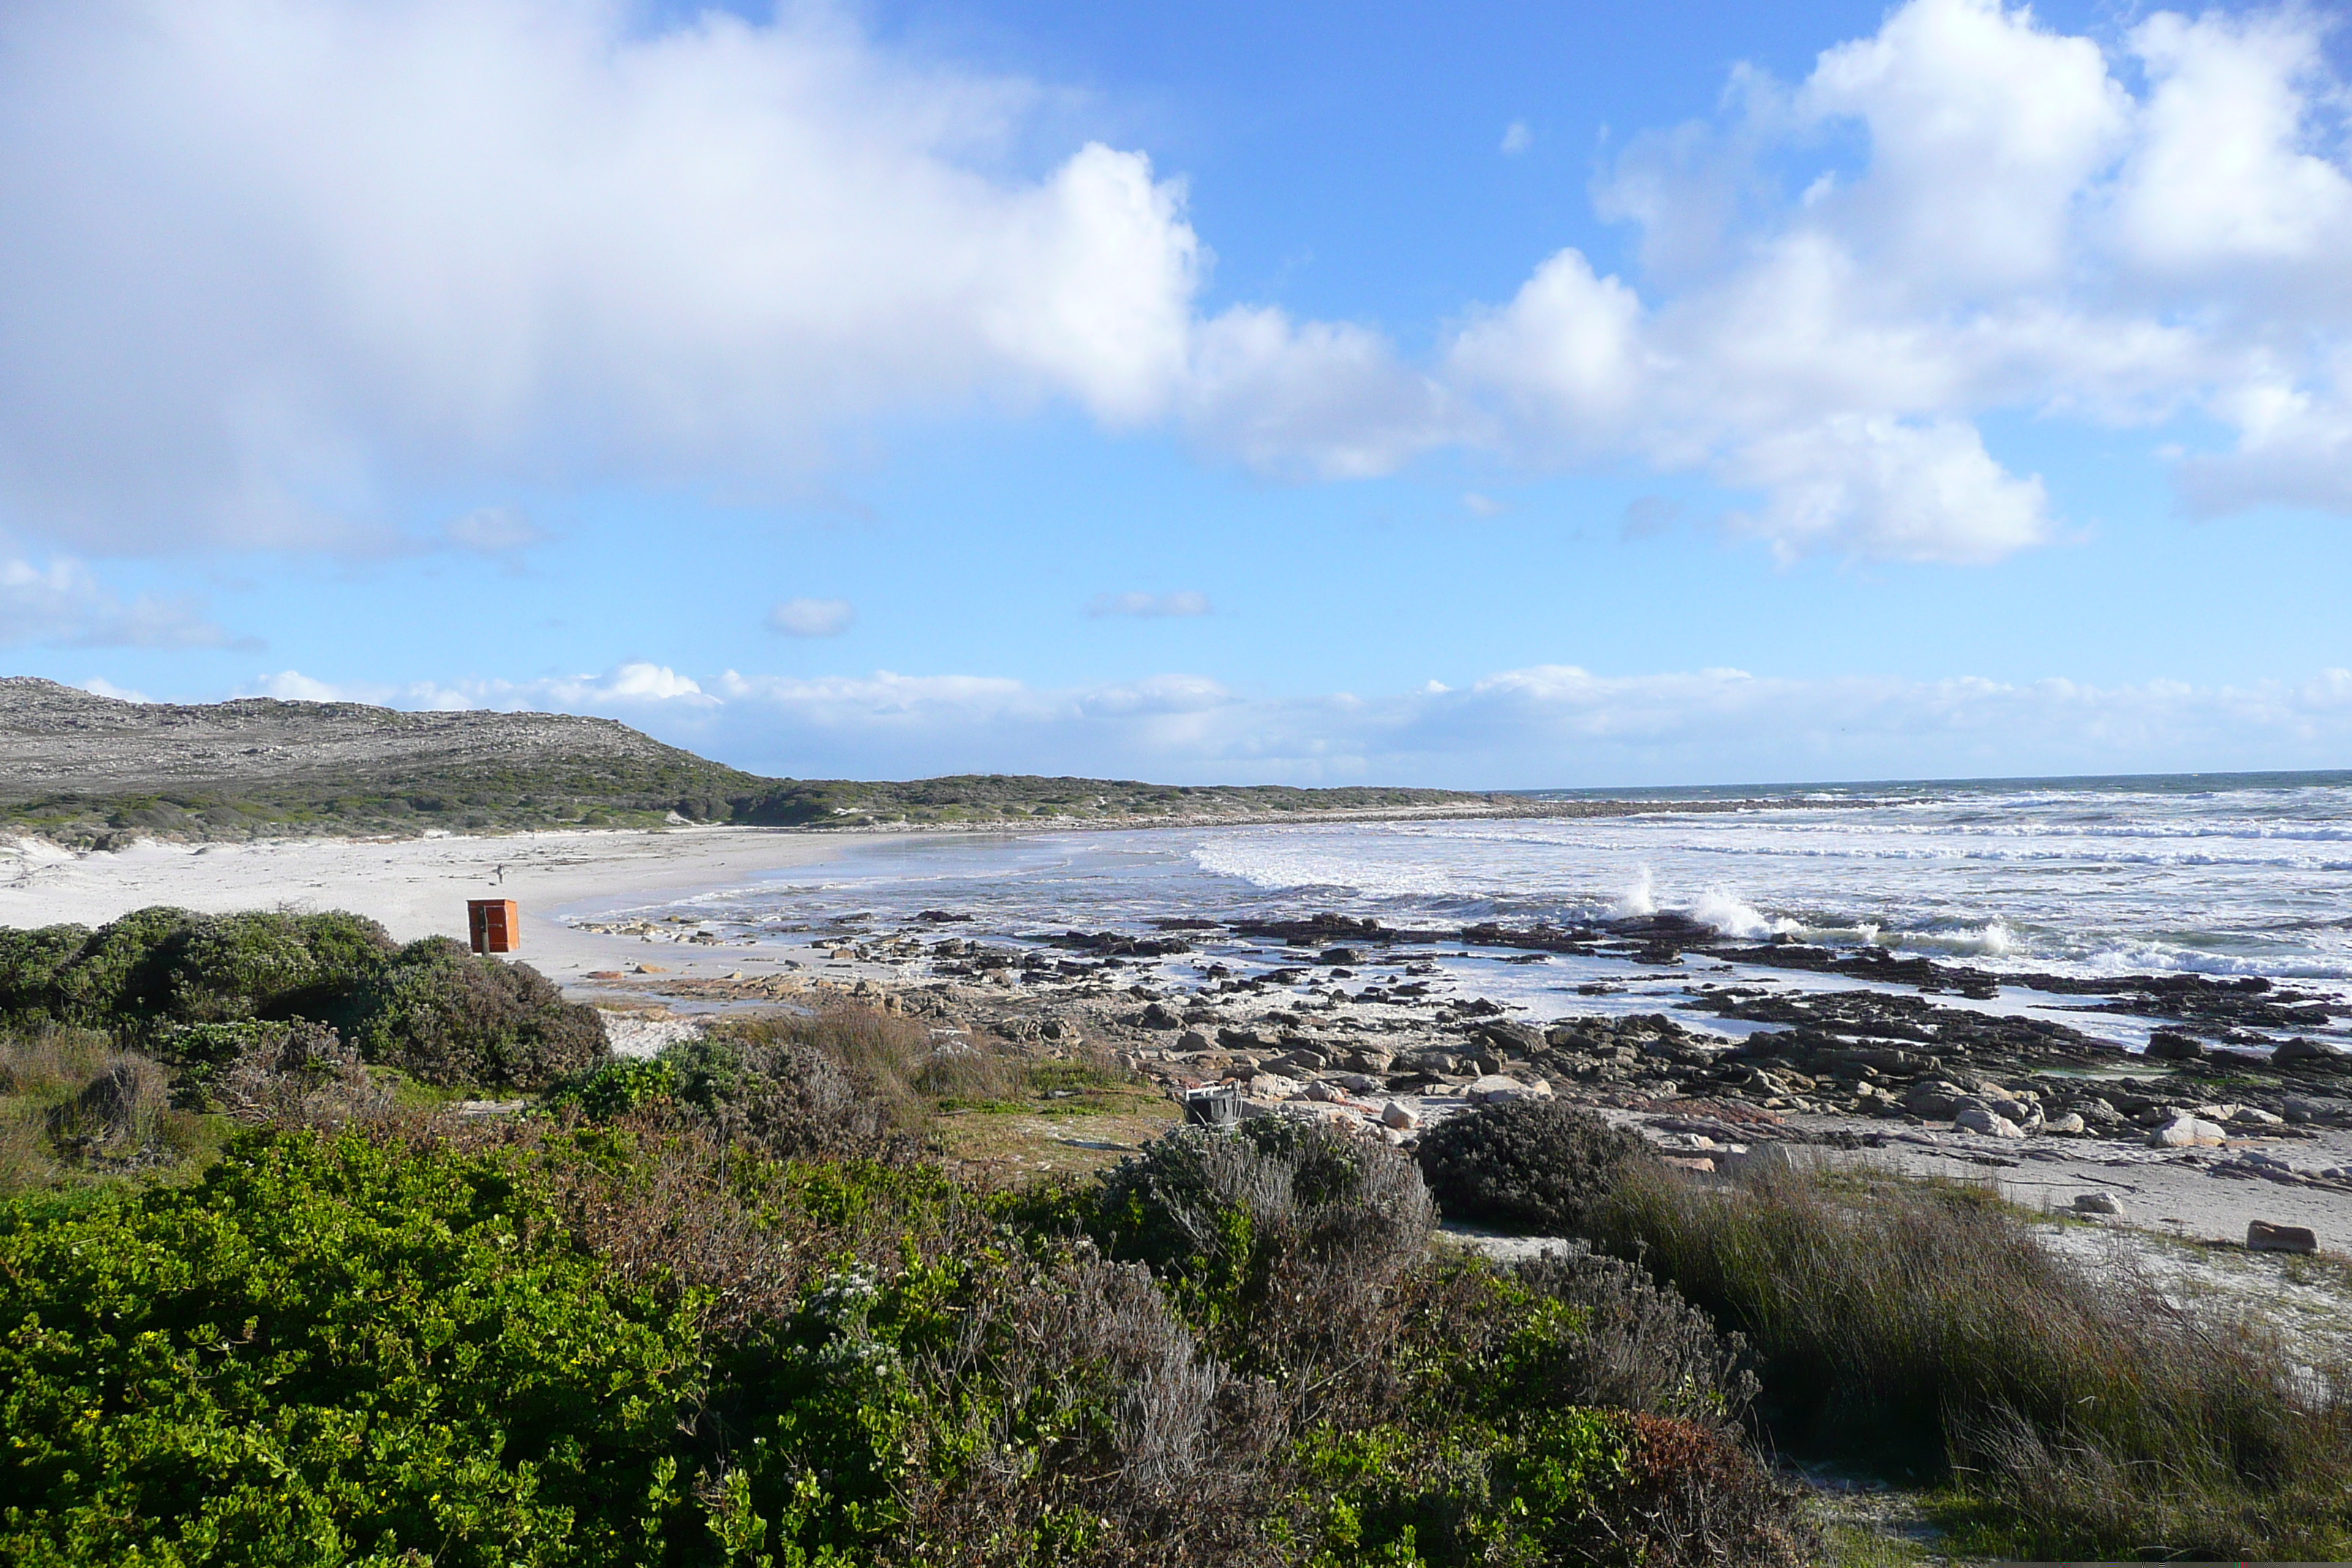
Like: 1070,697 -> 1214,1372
1346,1047 -> 1397,1075
1139,1001 -> 1183,1030
1175,1029 -> 1213,1052
2274,1038 -> 2340,1067
1902,1079 -> 1968,1119
1659,1156 -> 1717,1174
2247,1220 -> 2319,1254
1380,1100 -> 1419,1131
1955,1104 -> 2026,1139
2070,1192 -> 2123,1216
2148,1115 -> 2228,1147
1247,1072 -> 1305,1100
2223,1105 -> 2285,1128
1474,1021 -> 1547,1056
1468,1074 -> 1549,1104
1338,1072 -> 1383,1094
2043,1112 -> 2087,1136
2145,1030 -> 2207,1062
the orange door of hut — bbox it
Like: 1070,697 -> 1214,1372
467,899 -> 519,954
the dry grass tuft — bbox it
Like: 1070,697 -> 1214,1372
1586,1159 -> 2352,1561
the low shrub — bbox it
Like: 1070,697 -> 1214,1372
339,937 -> 608,1088
2,911 -> 598,1093
1291,1259 -> 1815,1567
211,1019 -> 393,1129
0,1096 -> 1830,1567
1514,1244 -> 1760,1432
0,1028 -> 216,1197
549,1055 -> 679,1120
43,1055 -> 170,1157
1088,1120 -> 1433,1390
1414,1098 -> 1657,1235
664,1017 -> 900,1156
1587,1160 -> 2352,1561
894,1249 -> 1286,1567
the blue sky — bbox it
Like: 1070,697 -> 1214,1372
3,0 -> 2350,787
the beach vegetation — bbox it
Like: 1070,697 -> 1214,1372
0,909 -> 602,1091
1414,1098 -> 1659,1236
0,965 -> 1819,1566
1578,1157 -> 2352,1561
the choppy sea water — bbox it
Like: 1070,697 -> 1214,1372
578,771 -> 2352,1041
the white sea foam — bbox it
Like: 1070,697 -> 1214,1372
1612,866 -> 1656,918
1688,888 -> 1801,939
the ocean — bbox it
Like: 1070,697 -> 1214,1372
573,771 -> 2352,1041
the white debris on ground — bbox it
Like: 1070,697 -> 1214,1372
600,1009 -> 710,1060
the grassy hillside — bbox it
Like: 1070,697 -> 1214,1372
0,678 -> 1488,844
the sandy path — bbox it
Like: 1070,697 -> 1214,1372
0,826 -> 896,985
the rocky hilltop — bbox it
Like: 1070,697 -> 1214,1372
0,678 -> 1494,843
0,677 -> 763,841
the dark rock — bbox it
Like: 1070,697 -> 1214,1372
2247,1220 -> 2318,1254
2145,1030 -> 2207,1062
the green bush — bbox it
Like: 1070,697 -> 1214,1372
1414,1099 -> 1656,1236
162,908 -> 396,1022
0,911 -> 595,1092
338,938 -> 606,1089
0,1099 -> 1827,1567
1,908 -> 397,1036
0,1129 -> 707,1567
549,1055 -> 679,1120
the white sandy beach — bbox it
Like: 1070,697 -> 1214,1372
0,826 -> 889,985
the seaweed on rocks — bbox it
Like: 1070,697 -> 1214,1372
1228,913 -> 1452,946
1460,921 -> 1603,954
1020,930 -> 1196,957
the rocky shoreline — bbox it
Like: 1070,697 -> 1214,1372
574,901 -> 2352,1251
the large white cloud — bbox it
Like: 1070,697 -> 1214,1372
1439,0 -> 2352,561
0,0 -> 1205,552
235,658 -> 2352,787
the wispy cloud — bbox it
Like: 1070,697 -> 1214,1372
1,555 -> 252,649
442,506 -> 549,554
1500,121 -> 1532,155
241,659 -> 2352,788
1088,590 -> 1211,619
769,598 -> 857,637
